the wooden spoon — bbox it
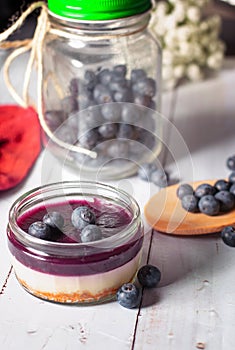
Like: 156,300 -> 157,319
144,180 -> 235,235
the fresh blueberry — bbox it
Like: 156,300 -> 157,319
113,64 -> 127,78
198,195 -> 220,216
98,123 -> 118,139
61,96 -> 78,115
221,226 -> 235,247
194,183 -> 216,198
118,123 -> 134,139
229,172 -> 235,184
80,224 -> 102,243
43,211 -> 64,229
107,140 -> 129,158
181,194 -> 199,213
28,221 -> 51,240
132,78 -> 156,97
71,206 -> 96,230
84,70 -> 97,90
109,77 -> 128,92
137,162 -> 157,181
230,183 -> 235,196
113,88 -> 132,102
151,169 -> 168,187
131,69 -> 146,83
137,265 -> 161,288
214,179 -> 230,192
116,283 -> 140,309
78,128 -> 99,149
101,103 -> 122,122
177,184 -> 194,199
97,69 -> 112,85
226,155 -> 235,171
214,191 -> 235,212
55,125 -> 78,144
133,93 -> 152,107
93,84 -> 113,104
121,104 -> 141,124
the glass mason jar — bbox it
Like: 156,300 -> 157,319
41,0 -> 162,179
7,181 -> 143,304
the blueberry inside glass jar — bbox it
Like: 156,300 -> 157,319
7,181 -> 143,304
41,0 -> 162,179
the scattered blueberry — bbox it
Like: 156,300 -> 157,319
176,184 -> 194,199
80,224 -> 102,243
28,221 -> 51,240
181,194 -> 199,213
137,162 -> 157,181
43,211 -> 64,229
194,183 -> 216,198
221,226 -> 235,247
116,283 -> 140,309
137,265 -> 161,288
150,169 -> 168,187
226,155 -> 235,171
71,206 -> 96,230
229,171 -> 235,184
214,191 -> 235,212
230,183 -> 235,196
214,179 -> 230,192
198,195 -> 220,216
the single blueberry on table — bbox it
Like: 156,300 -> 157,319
43,211 -> 64,229
198,195 -> 220,216
80,224 -> 102,243
221,226 -> 235,247
151,169 -> 168,187
181,194 -> 199,213
229,171 -> 235,184
71,206 -> 96,230
177,183 -> 194,200
214,191 -> 235,212
137,265 -> 161,288
226,155 -> 235,171
214,179 -> 231,192
194,183 -> 216,198
28,221 -> 51,240
116,283 -> 140,309
137,162 -> 158,181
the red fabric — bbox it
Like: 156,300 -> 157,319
0,105 -> 41,191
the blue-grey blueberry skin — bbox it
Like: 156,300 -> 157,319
71,206 -> 96,230
229,172 -> 235,184
101,103 -> 122,122
198,195 -> 220,216
230,183 -> 235,196
131,69 -> 147,83
177,184 -> 194,200
80,224 -> 102,243
214,179 -> 231,192
150,169 -> 168,187
121,104 -> 141,124
181,194 -> 199,213
221,226 -> 235,247
98,123 -> 118,139
43,211 -> 64,229
214,191 -> 235,212
137,265 -> 161,288
78,129 -> 99,149
93,84 -> 113,104
113,64 -> 127,77
117,123 -> 135,139
97,69 -> 112,85
132,78 -> 156,97
28,221 -> 51,240
137,162 -> 158,181
116,283 -> 140,309
226,155 -> 235,171
194,183 -> 217,198
84,70 -> 97,90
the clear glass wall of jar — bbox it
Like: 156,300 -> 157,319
41,7 -> 162,179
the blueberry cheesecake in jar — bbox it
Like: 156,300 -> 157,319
7,182 -> 143,304
41,0 -> 162,179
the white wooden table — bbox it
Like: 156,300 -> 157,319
1,52 -> 235,350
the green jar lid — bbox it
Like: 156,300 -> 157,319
48,0 -> 152,21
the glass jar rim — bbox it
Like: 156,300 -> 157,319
8,181 -> 142,257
